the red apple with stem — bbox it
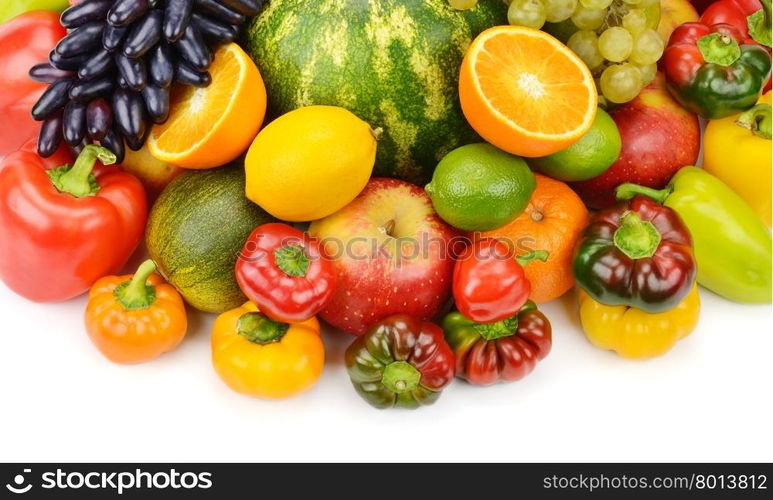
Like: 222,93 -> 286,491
572,74 -> 700,209
309,178 -> 460,336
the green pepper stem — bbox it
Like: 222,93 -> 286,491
53,145 -> 116,197
515,250 -> 549,266
613,211 -> 662,260
697,33 -> 742,66
381,361 -> 421,394
748,0 -> 772,47
615,183 -> 671,204
274,244 -> 311,278
472,315 -> 519,341
114,260 -> 157,310
736,103 -> 772,140
237,312 -> 289,344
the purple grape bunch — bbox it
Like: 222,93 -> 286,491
29,0 -> 263,162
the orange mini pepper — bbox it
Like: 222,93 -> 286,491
85,259 -> 187,364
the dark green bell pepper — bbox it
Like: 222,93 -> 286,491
617,167 -> 772,304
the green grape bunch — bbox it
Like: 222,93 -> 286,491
505,0 -> 665,104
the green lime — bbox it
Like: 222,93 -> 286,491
425,143 -> 536,232
529,108 -> 621,182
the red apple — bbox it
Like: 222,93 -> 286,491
308,178 -> 459,335
658,0 -> 700,42
572,74 -> 700,209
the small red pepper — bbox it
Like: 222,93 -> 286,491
0,11 -> 66,160
235,223 -> 337,322
0,145 -> 147,302
452,237 -> 548,324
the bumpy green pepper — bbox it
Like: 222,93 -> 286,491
0,0 -> 69,25
344,315 -> 456,409
617,167 -> 772,304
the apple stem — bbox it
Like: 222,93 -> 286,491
381,219 -> 396,237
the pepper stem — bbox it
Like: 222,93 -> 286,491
237,312 -> 289,344
381,361 -> 421,394
274,244 -> 311,278
472,315 -> 518,341
615,183 -> 671,204
114,260 -> 157,311
50,145 -> 116,197
736,103 -> 772,140
697,33 -> 742,66
748,0 -> 772,47
613,212 -> 662,260
515,250 -> 549,266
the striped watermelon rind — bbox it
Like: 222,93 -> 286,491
245,0 -> 508,184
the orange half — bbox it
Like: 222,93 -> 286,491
459,26 -> 598,158
148,43 -> 266,169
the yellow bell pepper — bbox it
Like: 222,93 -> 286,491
211,301 -> 325,399
704,92 -> 772,227
577,286 -> 700,360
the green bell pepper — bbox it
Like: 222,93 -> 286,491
0,0 -> 69,25
617,167 -> 772,304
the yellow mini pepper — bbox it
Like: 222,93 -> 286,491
211,301 -> 325,399
577,286 -> 700,360
704,92 -> 772,227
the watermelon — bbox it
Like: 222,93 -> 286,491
245,0 -> 507,184
146,165 -> 274,313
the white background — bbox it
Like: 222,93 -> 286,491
0,247 -> 771,463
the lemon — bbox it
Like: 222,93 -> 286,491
245,106 -> 377,221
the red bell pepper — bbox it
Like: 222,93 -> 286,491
0,11 -> 66,161
701,0 -> 770,44
0,138 -> 71,174
235,223 -> 337,322
452,237 -> 547,324
0,145 -> 147,302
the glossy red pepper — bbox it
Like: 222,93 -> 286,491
0,11 -> 66,161
0,138 -> 71,174
0,145 -> 147,302
442,302 -> 552,386
452,237 -> 547,324
701,0 -> 766,41
235,223 -> 337,322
